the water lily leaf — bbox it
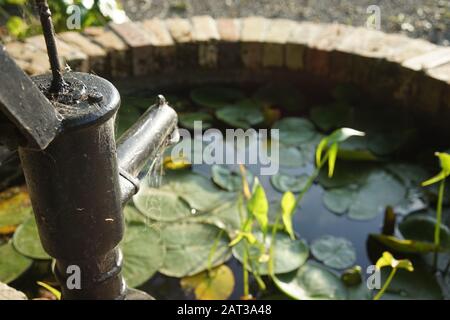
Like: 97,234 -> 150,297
215,106 -> 264,129
370,234 -> 438,254
311,235 -> 356,269
0,186 -> 32,229
310,103 -> 352,132
0,242 -> 32,284
232,231 -> 308,275
179,112 -> 213,130
337,136 -> 377,161
180,264 -> 234,300
317,161 -> 373,189
253,83 -> 305,111
192,200 -> 241,235
399,214 -> 450,249
347,170 -> 406,221
123,205 -> 148,224
133,188 -> 192,222
159,222 -> 231,277
272,117 -> 317,146
211,165 -> 253,192
121,222 -> 165,288
270,173 -> 309,193
191,87 -> 244,109
13,216 -> 50,260
247,178 -> 269,234
367,130 -> 412,156
386,163 -> 429,187
274,261 -> 347,300
162,170 -> 231,212
277,144 -> 307,168
322,187 -> 355,215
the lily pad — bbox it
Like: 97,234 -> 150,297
322,187 -> 355,215
0,242 -> 32,284
133,188 -> 192,222
0,187 -> 32,230
317,161 -> 373,189
272,117 -> 317,146
215,106 -> 264,129
276,144 -> 307,168
232,231 -> 309,275
191,87 -> 244,109
274,261 -> 347,300
192,200 -> 241,234
13,216 -> 50,260
399,214 -> 450,249
211,165 -> 253,192
253,83 -> 304,111
369,234 -> 437,254
311,235 -> 356,269
310,103 -> 352,132
270,173 -> 309,193
180,264 -> 235,300
121,222 -> 165,288
179,112 -> 213,130
159,222 -> 231,277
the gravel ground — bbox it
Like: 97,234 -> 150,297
120,0 -> 450,46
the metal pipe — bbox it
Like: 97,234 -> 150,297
117,95 -> 178,204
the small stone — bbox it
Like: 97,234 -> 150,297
0,282 -> 27,300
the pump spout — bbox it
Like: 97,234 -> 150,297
117,95 -> 178,205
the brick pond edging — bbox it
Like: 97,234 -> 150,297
4,16 -> 450,130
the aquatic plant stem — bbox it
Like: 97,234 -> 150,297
433,178 -> 445,269
374,267 -> 397,300
242,245 -> 250,297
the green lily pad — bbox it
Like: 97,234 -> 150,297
0,187 -> 32,229
270,173 -> 309,193
310,103 -> 352,132
232,231 -> 309,275
386,163 -> 429,187
13,216 -> 50,260
159,222 -> 231,277
162,170 -> 231,212
369,234 -> 438,253
399,214 -> 450,249
211,165 -> 253,192
322,187 -> 355,215
133,188 -> 192,222
215,106 -> 264,129
179,112 -> 213,130
121,222 -> 165,288
272,117 -> 317,146
337,136 -> 377,161
274,261 -> 347,300
0,242 -> 32,284
367,130 -> 412,156
191,87 -> 244,109
347,170 -> 406,221
253,83 -> 304,111
192,200 -> 241,234
276,144 -> 307,168
311,235 -> 356,269
123,205 -> 148,224
317,161 -> 373,189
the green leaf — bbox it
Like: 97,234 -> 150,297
211,165 -> 253,192
272,117 -> 317,146
370,234 -> 438,254
159,222 -> 231,277
327,143 -> 338,177
322,187 -> 355,215
133,188 -> 192,222
179,112 -> 213,130
6,16 -> 28,38
190,87 -> 244,109
0,187 -> 32,229
215,106 -> 264,128
281,191 -> 296,239
276,144 -> 307,168
192,200 -> 241,235
232,231 -> 309,275
121,222 -> 165,288
13,216 -> 50,260
375,251 -> 413,272
422,152 -> 450,186
180,264 -> 235,300
398,214 -> 450,249
0,242 -> 32,284
274,261 -> 347,300
311,235 -> 356,269
229,231 -> 256,247
310,103 -> 353,132
270,173 -> 309,193
253,83 -> 305,111
341,265 -> 362,286
247,178 -> 269,234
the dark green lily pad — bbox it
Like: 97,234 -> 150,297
190,87 -> 245,109
276,144 -> 307,168
232,231 -> 309,275
272,117 -> 317,146
317,161 -> 374,189
211,165 -> 253,192
179,112 -> 213,130
0,242 -> 32,284
367,130 -> 413,156
159,222 -> 231,277
311,235 -> 356,269
310,103 -> 352,132
133,188 -> 192,222
270,173 -> 309,193
121,222 -> 165,288
399,214 -> 450,249
322,187 -> 355,215
253,83 -> 304,111
215,106 -> 264,128
13,216 -> 50,260
274,261 -> 347,300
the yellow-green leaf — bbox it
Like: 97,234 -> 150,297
328,143 -> 338,177
371,234 -> 439,254
375,251 -> 413,272
247,178 -> 269,234
281,192 -> 296,239
375,251 -> 394,269
37,281 -> 61,300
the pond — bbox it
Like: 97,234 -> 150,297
0,80 -> 449,300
